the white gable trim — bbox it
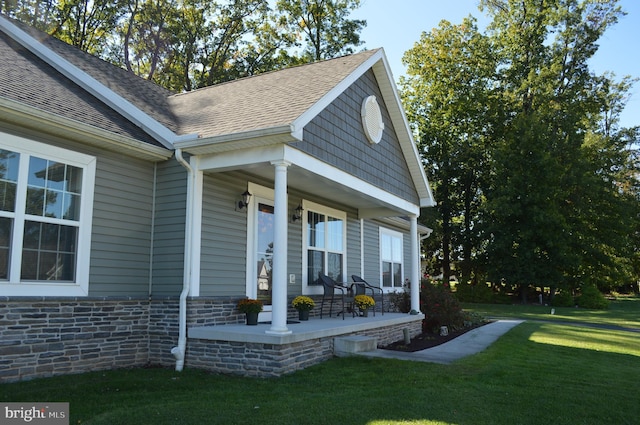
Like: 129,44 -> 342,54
292,50 -> 384,132
0,15 -> 197,149
292,49 -> 435,209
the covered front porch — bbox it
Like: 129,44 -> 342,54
169,49 -> 436,373
186,312 -> 424,377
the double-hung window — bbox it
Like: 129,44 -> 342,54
380,227 -> 403,289
303,200 -> 346,289
0,133 -> 95,296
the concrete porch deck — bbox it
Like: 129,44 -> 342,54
188,312 -> 423,345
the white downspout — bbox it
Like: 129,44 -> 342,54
171,148 -> 193,371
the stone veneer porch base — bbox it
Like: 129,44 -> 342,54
0,295 -> 420,382
186,314 -> 423,377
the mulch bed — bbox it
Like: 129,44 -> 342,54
381,321 -> 492,352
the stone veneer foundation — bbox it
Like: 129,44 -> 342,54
186,318 -> 423,377
0,295 -> 420,382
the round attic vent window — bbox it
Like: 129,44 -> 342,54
361,95 -> 384,144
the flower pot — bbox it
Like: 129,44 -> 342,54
360,308 -> 369,317
246,312 -> 259,325
298,310 -> 310,321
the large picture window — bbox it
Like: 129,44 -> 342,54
303,201 -> 346,288
380,228 -> 403,289
0,133 -> 95,296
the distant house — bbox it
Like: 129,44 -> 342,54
0,14 -> 434,382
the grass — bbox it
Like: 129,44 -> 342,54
1,298 -> 639,424
462,295 -> 640,329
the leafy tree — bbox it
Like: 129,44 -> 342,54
51,0 -> 127,55
401,18 -> 497,283
0,0 -> 58,31
402,0 -> 639,300
7,0 -> 366,90
275,0 -> 365,61
480,0 -> 633,301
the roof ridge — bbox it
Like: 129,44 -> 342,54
171,48 -> 382,98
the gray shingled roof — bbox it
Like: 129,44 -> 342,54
168,49 -> 380,139
6,18 -> 179,134
1,16 -> 379,147
0,31 -> 166,147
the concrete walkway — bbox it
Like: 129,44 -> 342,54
359,319 -> 524,364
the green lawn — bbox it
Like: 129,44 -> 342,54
462,295 -> 640,329
2,298 -> 639,425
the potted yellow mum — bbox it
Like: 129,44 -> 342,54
291,296 -> 315,321
354,295 -> 375,317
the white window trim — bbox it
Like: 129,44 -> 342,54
379,227 -> 404,292
301,200 -> 347,295
0,132 -> 96,296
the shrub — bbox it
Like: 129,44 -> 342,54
551,290 -> 574,307
421,280 -> 465,332
455,281 -> 494,303
576,284 -> 609,310
388,288 -> 411,313
461,310 -> 487,328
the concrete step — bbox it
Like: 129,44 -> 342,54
334,335 -> 377,357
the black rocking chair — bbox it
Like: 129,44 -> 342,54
319,274 -> 353,319
351,275 -> 384,316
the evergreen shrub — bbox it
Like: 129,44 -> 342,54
551,290 -> 574,307
576,284 -> 609,309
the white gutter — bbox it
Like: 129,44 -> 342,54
171,148 -> 193,371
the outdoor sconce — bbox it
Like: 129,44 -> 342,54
237,190 -> 252,210
291,204 -> 304,222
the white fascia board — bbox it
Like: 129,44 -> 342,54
376,216 -> 433,235
284,147 -> 420,216
196,144 -> 286,171
290,47 -> 435,209
0,16 -> 196,149
174,125 -> 297,155
196,144 -> 419,215
0,96 -> 172,161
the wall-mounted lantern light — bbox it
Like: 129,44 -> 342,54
237,190 -> 252,210
291,204 -> 304,222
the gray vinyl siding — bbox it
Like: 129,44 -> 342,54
200,173 -> 248,297
151,159 -> 187,296
0,125 -> 168,297
345,216 -> 362,284
286,189 -> 305,295
294,69 -> 419,204
89,153 -> 155,296
361,220 -> 381,286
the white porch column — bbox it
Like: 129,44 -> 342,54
267,160 -> 292,335
410,214 -> 421,313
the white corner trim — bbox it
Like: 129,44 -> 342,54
0,15 -> 196,148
